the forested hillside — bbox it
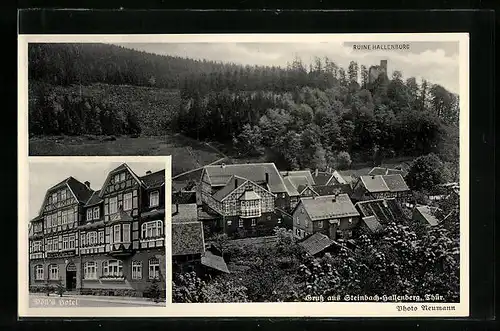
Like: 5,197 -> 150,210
28,43 -> 460,175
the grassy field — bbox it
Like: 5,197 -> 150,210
30,134 -> 414,182
29,134 -> 223,176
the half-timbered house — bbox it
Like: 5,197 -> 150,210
28,164 -> 166,297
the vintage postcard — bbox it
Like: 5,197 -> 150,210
19,33 -> 469,317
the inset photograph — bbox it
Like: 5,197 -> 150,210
26,157 -> 168,308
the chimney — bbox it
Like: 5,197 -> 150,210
146,170 -> 152,175
328,222 -> 338,240
234,178 -> 238,190
84,181 -> 91,189
265,172 -> 269,184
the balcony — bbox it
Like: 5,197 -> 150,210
107,242 -> 134,257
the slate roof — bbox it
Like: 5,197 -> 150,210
360,175 -> 390,193
300,194 -> 360,221
280,170 -> 316,186
313,172 -> 337,186
362,216 -> 384,233
212,175 -> 247,201
204,163 -> 287,193
288,176 -> 312,192
311,184 -> 352,197
201,251 -> 230,273
66,177 -> 94,203
172,221 -> 204,256
84,190 -> 103,207
299,232 -> 335,256
283,177 -> 300,196
382,174 -> 410,192
355,198 -> 406,223
414,205 -> 440,226
368,167 -> 407,177
172,203 -> 198,223
333,170 -> 356,185
140,169 -> 165,188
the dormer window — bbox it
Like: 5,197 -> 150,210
149,191 -> 159,207
86,209 -> 92,221
93,206 -> 100,219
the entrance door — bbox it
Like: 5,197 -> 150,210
66,262 -> 77,290
66,270 -> 76,290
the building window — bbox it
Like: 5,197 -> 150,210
238,219 -> 243,228
109,196 -> 118,214
318,221 -> 323,229
48,264 -> 59,280
227,220 -> 232,226
81,233 -> 86,247
87,232 -> 97,246
62,236 -> 69,250
93,207 -> 100,220
35,265 -> 44,280
113,225 -> 121,243
52,193 -> 58,203
123,193 -> 133,211
149,191 -> 159,207
114,174 -> 120,183
120,172 -> 126,182
98,231 -> 104,244
33,240 -> 42,252
123,224 -> 131,242
84,262 -> 97,280
251,219 -> 256,227
149,258 -> 160,280
61,189 -> 67,201
86,209 -> 92,221
102,260 -> 123,277
304,219 -> 308,227
141,221 -> 163,239
132,261 -> 142,279
69,235 -> 75,249
240,199 -> 261,218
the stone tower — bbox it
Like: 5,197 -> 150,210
368,60 -> 388,84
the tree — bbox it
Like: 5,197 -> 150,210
405,153 -> 448,191
236,124 -> 264,156
335,151 -> 352,170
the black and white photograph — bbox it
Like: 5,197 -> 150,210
23,157 -> 169,312
19,34 -> 468,317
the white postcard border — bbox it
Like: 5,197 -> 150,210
18,33 -> 469,317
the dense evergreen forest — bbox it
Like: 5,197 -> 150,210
28,43 -> 460,175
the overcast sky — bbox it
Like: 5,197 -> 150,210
115,41 -> 460,94
29,161 -> 165,220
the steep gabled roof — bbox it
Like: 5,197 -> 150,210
311,184 -> 352,197
314,172 -> 337,186
362,216 -> 384,233
66,177 -> 94,203
140,169 -> 165,188
172,221 -> 204,256
368,167 -> 389,176
84,190 -> 103,207
280,170 -> 316,186
360,175 -> 390,193
201,251 -> 230,273
299,232 -> 335,256
283,177 -> 300,196
204,163 -> 287,193
288,176 -> 311,191
382,174 -> 410,192
172,203 -> 198,223
414,205 -> 440,226
98,163 -> 144,198
212,175 -> 248,201
300,194 -> 359,221
355,198 -> 406,223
